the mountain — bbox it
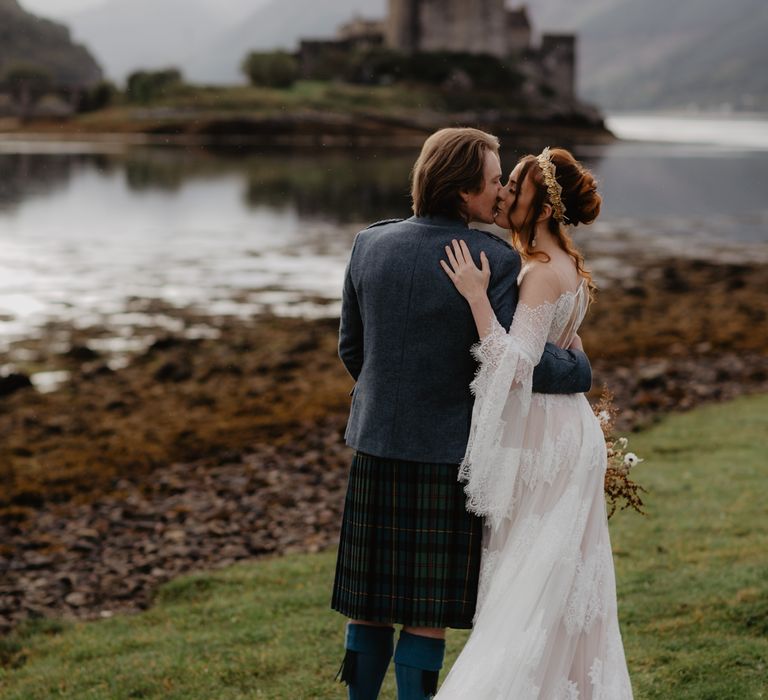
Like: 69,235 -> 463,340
525,0 -> 768,110
185,0 -> 385,84
46,0 -> 381,85
0,0 -> 102,86
61,0 -> 231,83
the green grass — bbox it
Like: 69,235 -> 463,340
1,394 -> 767,699
77,80 -> 537,127
79,81 -> 454,124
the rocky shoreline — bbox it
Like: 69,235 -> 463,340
0,105 -> 613,150
1,256 -> 766,636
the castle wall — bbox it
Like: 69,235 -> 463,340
506,8 -> 531,55
371,1 -> 578,101
418,0 -> 507,58
387,0 -> 508,58
338,18 -> 385,42
386,0 -> 419,53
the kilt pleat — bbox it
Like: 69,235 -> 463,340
331,451 -> 482,629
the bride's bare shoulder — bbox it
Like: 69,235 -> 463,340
521,255 -> 580,289
518,260 -> 569,304
519,260 -> 560,285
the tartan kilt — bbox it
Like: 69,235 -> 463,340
331,451 -> 482,629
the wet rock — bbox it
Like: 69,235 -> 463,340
22,554 -> 55,570
154,358 -> 193,382
10,491 -> 45,508
76,528 -> 101,541
64,592 -> 88,607
147,336 -> 185,353
661,265 -> 690,292
637,361 -> 670,389
82,363 -> 115,379
163,529 -> 186,543
65,345 -> 100,361
290,337 -> 321,354
0,373 -> 32,396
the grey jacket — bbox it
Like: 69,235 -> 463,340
339,214 -> 592,464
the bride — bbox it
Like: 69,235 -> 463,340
436,148 -> 633,698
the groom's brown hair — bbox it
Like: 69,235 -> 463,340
411,127 -> 500,219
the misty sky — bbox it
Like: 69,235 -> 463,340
21,0 -> 273,20
23,0 -> 99,14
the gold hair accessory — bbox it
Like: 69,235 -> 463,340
536,147 -> 567,224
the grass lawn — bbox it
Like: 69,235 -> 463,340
1,394 -> 766,699
74,81 -> 467,128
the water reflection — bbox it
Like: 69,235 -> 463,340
243,152 -> 416,222
0,152 -> 100,211
4,143 -> 768,236
0,146 -> 598,226
0,137 -> 766,357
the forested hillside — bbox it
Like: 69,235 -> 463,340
0,0 -> 102,86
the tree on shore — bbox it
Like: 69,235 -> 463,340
78,80 -> 117,112
242,51 -> 299,88
126,69 -> 183,104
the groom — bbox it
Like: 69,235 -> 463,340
331,127 -> 592,699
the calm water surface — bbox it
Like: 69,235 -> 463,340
1,114 -> 767,372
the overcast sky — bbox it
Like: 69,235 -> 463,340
22,0 -> 100,15
20,0 -> 273,20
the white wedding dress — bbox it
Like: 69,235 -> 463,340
436,265 -> 633,699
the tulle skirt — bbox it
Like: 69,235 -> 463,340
436,394 -> 633,699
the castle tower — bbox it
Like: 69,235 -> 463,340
506,5 -> 531,55
540,34 -> 576,100
387,0 -> 508,58
386,0 -> 420,53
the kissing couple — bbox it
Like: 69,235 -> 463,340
331,128 -> 633,699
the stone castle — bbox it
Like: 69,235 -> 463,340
300,1 -> 577,100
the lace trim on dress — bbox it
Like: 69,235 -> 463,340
564,541 -> 614,636
589,632 -> 633,700
520,422 -> 580,490
460,294 -> 584,530
555,678 -> 581,700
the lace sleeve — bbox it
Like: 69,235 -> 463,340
469,301 -> 557,400
460,282 -> 560,530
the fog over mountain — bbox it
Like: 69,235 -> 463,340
186,0 -> 386,84
25,0 -> 274,82
54,0 -> 231,82
36,0 -> 383,83
27,0 -> 767,110
527,0 -> 768,110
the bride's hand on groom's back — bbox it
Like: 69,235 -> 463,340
440,239 -> 491,304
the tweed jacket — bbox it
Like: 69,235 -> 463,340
339,214 -> 592,464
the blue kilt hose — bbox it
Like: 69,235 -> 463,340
331,451 -> 482,629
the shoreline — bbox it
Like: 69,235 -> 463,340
1,255 -> 766,634
0,108 -> 615,150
